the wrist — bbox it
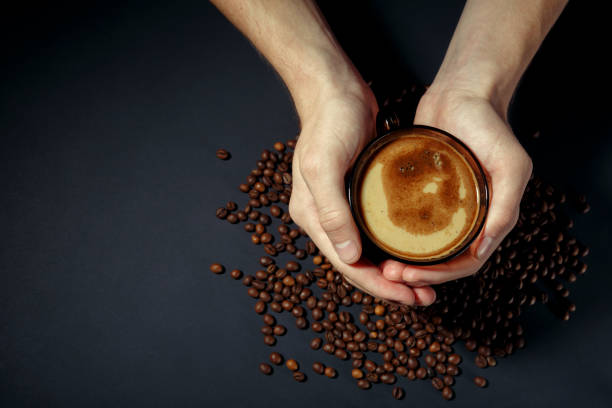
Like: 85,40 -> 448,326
281,49 -> 376,122
428,61 -> 516,119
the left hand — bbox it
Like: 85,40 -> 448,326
381,87 -> 533,287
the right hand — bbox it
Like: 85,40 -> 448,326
289,83 -> 437,306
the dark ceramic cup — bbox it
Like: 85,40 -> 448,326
347,109 -> 489,265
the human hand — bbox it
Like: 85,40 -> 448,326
381,86 -> 533,286
289,83 -> 437,306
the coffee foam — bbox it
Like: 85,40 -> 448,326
358,133 -> 479,259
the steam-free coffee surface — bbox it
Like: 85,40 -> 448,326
359,133 -> 479,260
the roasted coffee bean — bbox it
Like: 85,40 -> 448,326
334,349 -> 348,360
392,386 -> 404,400
230,269 -> 242,279
269,352 -> 283,365
324,367 -> 336,378
254,300 -> 266,314
285,359 -> 298,371
416,367 -> 427,379
263,335 -> 276,346
310,337 -> 322,350
442,386 -> 454,400
447,353 -> 461,365
259,362 -> 272,375
286,261 -> 300,272
446,364 -> 459,376
215,208 -> 228,219
443,375 -> 454,386
432,377 -> 444,391
273,325 -> 286,336
312,362 -> 325,375
263,314 -> 275,326
209,263 -> 224,274
380,373 -> 396,384
295,317 -> 308,329
357,379 -> 371,390
226,213 -> 238,224
351,368 -> 364,379
474,376 -> 488,387
475,355 -> 488,368
270,205 -> 282,217
216,148 -> 230,160
293,371 -> 306,382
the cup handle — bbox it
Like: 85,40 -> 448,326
376,106 -> 401,136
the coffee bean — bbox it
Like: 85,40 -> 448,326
351,368 -> 364,379
312,362 -> 325,375
442,386 -> 454,400
447,353 -> 461,365
273,142 -> 285,152
215,208 -> 228,219
432,377 -> 444,390
254,300 -> 266,314
285,359 -> 298,371
293,371 -> 306,382
324,366 -> 336,378
263,335 -> 276,346
392,386 -> 404,400
269,352 -> 283,365
357,379 -> 371,390
416,367 -> 427,379
295,317 -> 308,329
209,263 -> 224,274
259,362 -> 272,375
443,375 -> 454,386
474,376 -> 487,387
380,373 -> 396,384
310,337 -> 322,350
273,325 -> 286,336
216,148 -> 230,160
475,355 -> 488,368
230,269 -> 242,279
226,213 -> 238,224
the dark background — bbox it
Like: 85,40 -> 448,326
1,1 -> 611,407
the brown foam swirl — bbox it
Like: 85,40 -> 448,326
359,133 -> 479,258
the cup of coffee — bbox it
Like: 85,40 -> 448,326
347,110 -> 489,265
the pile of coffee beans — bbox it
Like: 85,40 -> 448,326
211,86 -> 589,401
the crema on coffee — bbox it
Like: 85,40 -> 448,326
357,130 -> 482,261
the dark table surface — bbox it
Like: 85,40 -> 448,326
1,1 -> 611,407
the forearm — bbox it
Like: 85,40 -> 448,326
210,0 -> 369,118
430,0 -> 568,113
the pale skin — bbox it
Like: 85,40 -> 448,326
211,0 -> 568,305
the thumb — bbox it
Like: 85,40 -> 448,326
299,157 -> 362,264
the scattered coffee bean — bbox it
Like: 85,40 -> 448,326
312,362 -> 325,375
216,148 -> 230,160
442,386 -> 454,400
293,371 -> 306,382
392,386 -> 404,400
324,367 -> 336,378
259,363 -> 272,375
210,263 -> 224,274
474,376 -> 487,387
357,379 -> 371,390
286,359 -> 298,371
270,352 -> 283,365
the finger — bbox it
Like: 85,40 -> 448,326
379,260 -> 436,305
298,154 -> 362,264
381,254 -> 482,286
413,286 -> 437,306
474,152 -> 532,262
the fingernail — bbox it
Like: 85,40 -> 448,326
477,236 -> 493,259
335,240 -> 358,263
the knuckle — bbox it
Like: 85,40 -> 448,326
299,156 -> 322,179
318,207 -> 349,235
